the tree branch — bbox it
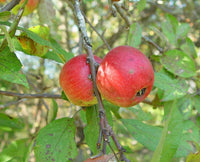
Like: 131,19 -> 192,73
0,0 -> 21,12
82,12 -> 111,51
113,2 -> 164,53
0,90 -> 62,99
72,0 -> 130,161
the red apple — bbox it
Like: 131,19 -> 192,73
12,0 -> 40,16
59,54 -> 102,107
96,46 -> 154,107
0,0 -> 6,3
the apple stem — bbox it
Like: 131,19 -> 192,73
73,0 -> 130,161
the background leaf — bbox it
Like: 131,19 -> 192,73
0,11 -> 11,22
0,113 -> 24,130
0,47 -> 29,88
121,118 -> 162,151
34,117 -> 77,161
0,139 -> 33,162
151,101 -> 184,162
154,72 -> 189,101
84,106 -> 99,154
128,23 -> 142,48
137,0 -> 147,12
180,37 -> 197,59
161,50 -> 196,78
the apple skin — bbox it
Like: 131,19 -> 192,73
96,46 -> 154,107
59,54 -> 102,107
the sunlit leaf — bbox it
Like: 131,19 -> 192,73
121,118 -> 162,151
154,72 -> 189,101
128,105 -> 152,121
84,106 -> 99,154
0,47 -> 29,88
151,101 -> 184,162
34,117 -> 77,161
0,139 -> 33,162
161,50 -> 196,78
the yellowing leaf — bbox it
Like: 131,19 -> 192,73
17,25 -> 50,57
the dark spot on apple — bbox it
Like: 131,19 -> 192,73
52,158 -> 55,161
48,133 -> 53,136
46,144 -> 51,148
136,88 -> 146,96
129,69 -> 134,74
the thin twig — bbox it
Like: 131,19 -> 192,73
0,90 -> 62,99
142,36 -> 164,53
0,0 -> 21,12
82,12 -> 111,51
113,2 -> 164,53
0,99 -> 26,109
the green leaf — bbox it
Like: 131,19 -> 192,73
49,38 -> 74,62
128,105 -> 152,121
79,109 -> 87,124
154,72 -> 189,101
166,15 -> 179,32
84,106 -> 99,154
137,0 -> 146,12
151,101 -> 184,162
176,120 -> 200,157
0,11 -> 11,22
0,138 -> 33,162
43,51 -> 64,63
103,100 -> 121,119
121,118 -> 162,151
104,104 -> 113,127
176,23 -> 190,39
193,96 -> 200,113
0,48 -> 29,88
47,99 -> 58,123
161,17 -> 177,46
34,117 -> 78,161
128,23 -> 142,48
61,91 -> 69,101
0,25 -> 15,52
0,113 -> 24,130
161,49 -> 196,78
180,37 -> 197,59
176,96 -> 193,120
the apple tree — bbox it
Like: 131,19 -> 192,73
0,0 -> 200,161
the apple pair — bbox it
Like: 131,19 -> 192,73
59,46 -> 154,107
